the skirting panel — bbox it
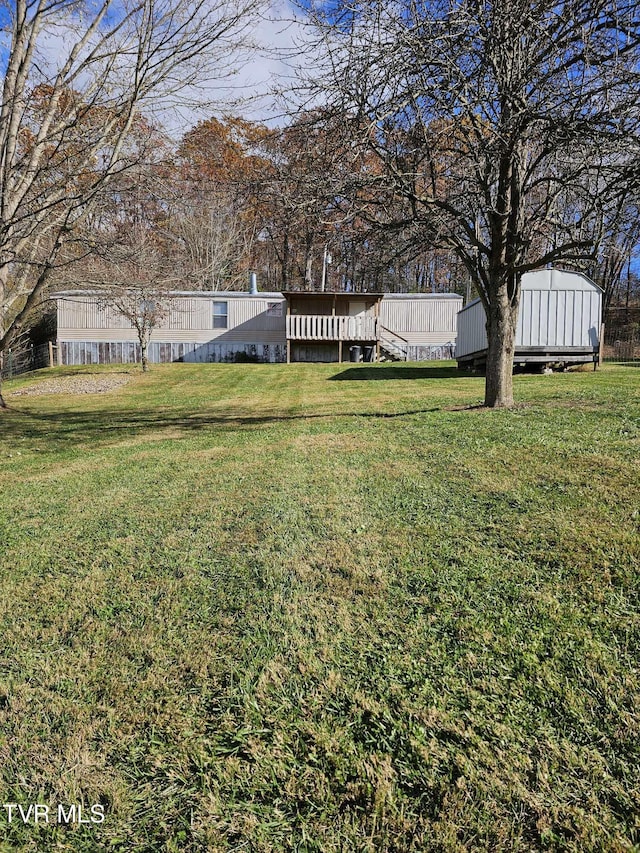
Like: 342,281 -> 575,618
407,343 -> 455,361
60,341 -> 287,365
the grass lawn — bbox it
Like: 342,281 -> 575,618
0,361 -> 638,852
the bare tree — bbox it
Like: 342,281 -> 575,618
85,229 -> 175,371
305,0 -> 640,406
564,183 -> 640,313
58,163 -> 200,371
0,0 -> 263,406
166,191 -> 256,290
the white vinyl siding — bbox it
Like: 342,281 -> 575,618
56,292 -> 288,345
380,295 -> 462,346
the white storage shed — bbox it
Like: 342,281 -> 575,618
455,269 -> 603,369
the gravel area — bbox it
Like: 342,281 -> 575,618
9,374 -> 131,397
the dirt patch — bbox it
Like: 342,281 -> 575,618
9,375 -> 131,397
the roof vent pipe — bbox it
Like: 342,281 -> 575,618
249,272 -> 258,294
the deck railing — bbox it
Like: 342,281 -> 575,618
286,315 -> 377,341
378,324 -> 409,360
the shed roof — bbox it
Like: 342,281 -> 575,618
458,269 -> 602,315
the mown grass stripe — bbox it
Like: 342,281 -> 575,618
0,362 -> 638,851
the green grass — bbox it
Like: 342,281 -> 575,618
0,361 -> 638,852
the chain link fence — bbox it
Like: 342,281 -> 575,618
603,332 -> 640,364
602,308 -> 640,365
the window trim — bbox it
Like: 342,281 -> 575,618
266,301 -> 283,317
213,300 -> 228,329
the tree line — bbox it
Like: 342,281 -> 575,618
59,112 -> 472,298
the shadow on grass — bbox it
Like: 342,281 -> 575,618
1,405 -> 444,447
329,366 -> 468,381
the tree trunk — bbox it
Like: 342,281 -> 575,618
304,253 -> 313,290
484,293 -> 519,408
141,341 -> 149,372
304,232 -> 314,290
0,265 -> 7,409
281,233 -> 289,290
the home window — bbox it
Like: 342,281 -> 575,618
213,301 -> 228,329
266,302 -> 283,317
137,299 -> 156,317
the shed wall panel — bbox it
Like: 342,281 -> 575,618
456,271 -> 602,360
456,301 -> 487,358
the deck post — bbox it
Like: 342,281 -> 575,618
286,298 -> 291,363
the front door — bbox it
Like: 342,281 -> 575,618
347,301 -> 369,340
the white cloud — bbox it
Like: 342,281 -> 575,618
154,0 -> 319,134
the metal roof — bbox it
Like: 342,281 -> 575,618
51,288 -> 463,300
458,269 -> 602,316
50,290 -> 285,299
281,291 -> 461,299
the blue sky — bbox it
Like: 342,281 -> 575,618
0,0 -> 314,133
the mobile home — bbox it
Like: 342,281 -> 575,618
53,289 -> 463,365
